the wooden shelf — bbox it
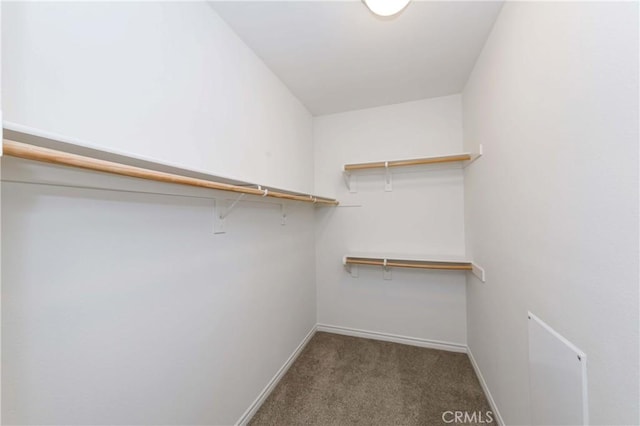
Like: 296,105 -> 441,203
342,147 -> 482,192
2,126 -> 339,206
344,153 -> 473,172
344,254 -> 472,271
343,253 -> 485,282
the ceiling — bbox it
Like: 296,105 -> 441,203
210,1 -> 503,116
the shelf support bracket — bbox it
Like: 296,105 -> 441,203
344,257 -> 359,278
220,193 -> 246,220
281,203 -> 287,226
213,199 -> 225,234
382,258 -> 392,280
384,162 -> 392,192
349,264 -> 359,278
463,144 -> 484,168
213,194 -> 246,234
343,170 -> 357,193
471,262 -> 486,282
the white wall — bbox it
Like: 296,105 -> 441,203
0,1 -> 3,419
2,1 -> 313,193
314,95 -> 467,347
2,2 -> 316,424
463,2 -> 639,425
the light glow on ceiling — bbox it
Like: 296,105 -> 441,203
362,0 -> 411,17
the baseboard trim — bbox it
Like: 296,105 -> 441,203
467,346 -> 505,426
235,325 -> 317,425
235,325 -> 502,425
316,323 -> 467,353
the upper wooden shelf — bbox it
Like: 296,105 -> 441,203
343,153 -> 473,172
342,146 -> 482,192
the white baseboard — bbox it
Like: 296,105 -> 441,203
235,325 -> 317,425
236,325 -> 502,426
468,346 -> 505,426
316,323 -> 467,353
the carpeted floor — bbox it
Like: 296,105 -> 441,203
250,332 -> 495,426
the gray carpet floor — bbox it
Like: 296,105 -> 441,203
250,332 -> 495,426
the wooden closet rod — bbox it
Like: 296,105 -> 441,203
344,154 -> 472,171
344,258 -> 472,271
2,140 -> 339,206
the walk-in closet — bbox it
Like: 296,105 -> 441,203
1,1 -> 638,425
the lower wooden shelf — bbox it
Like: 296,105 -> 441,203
344,256 -> 472,271
343,254 -> 485,281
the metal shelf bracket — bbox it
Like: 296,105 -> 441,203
343,170 -> 357,193
220,193 -> 246,220
344,256 -> 359,278
214,193 -> 245,234
384,162 -> 392,191
471,262 -> 486,282
382,258 -> 392,280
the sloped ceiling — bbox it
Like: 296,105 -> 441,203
211,1 -> 503,115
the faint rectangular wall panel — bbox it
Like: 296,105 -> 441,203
528,312 -> 588,425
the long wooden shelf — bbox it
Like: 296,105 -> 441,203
1,129 -> 339,206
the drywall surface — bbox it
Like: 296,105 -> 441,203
314,95 -> 467,347
2,1 -> 313,193
462,2 -> 639,425
0,3 -> 3,420
2,159 -> 317,425
2,2 -> 316,424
